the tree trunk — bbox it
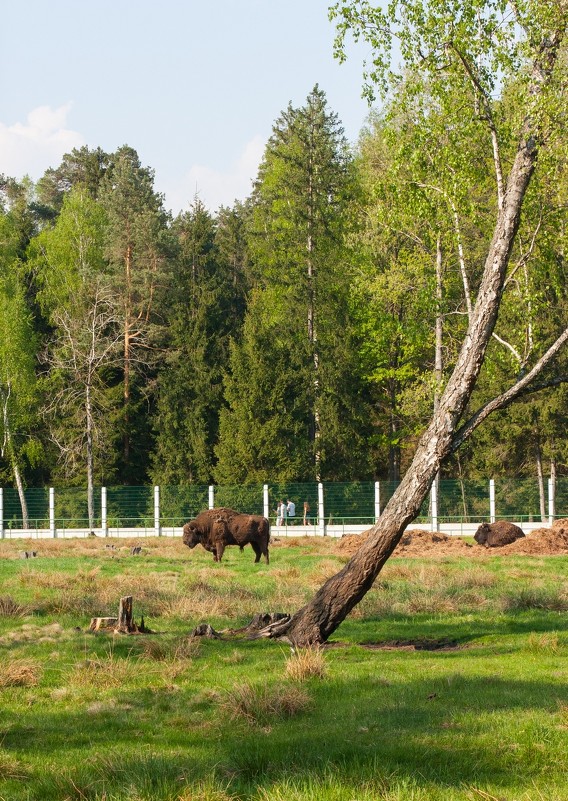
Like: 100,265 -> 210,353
1,390 -> 30,529
116,595 -> 134,633
267,50 -> 560,644
123,244 -> 133,465
86,381 -> 95,530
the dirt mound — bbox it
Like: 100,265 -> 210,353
499,525 -> 568,555
337,524 -> 568,558
337,528 -> 474,558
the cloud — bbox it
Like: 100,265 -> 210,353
165,134 -> 265,215
0,104 -> 85,181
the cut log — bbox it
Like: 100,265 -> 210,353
89,617 -> 118,631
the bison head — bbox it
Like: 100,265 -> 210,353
474,523 -> 490,546
182,522 -> 200,549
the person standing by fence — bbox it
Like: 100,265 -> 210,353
276,500 -> 287,526
287,498 -> 296,524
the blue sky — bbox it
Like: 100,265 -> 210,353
1,1 -> 373,215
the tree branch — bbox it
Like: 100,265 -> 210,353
451,326 -> 568,452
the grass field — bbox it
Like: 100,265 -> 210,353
1,535 -> 567,801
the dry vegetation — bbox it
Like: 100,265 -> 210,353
219,682 -> 312,727
0,659 -> 42,687
285,646 -> 327,681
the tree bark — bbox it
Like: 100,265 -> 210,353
264,27 -> 565,646
1,388 -> 30,529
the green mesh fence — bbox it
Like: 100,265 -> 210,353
2,479 -> 566,531
494,477 -> 543,523
3,488 -> 50,530
55,487 -> 103,530
160,485 -> 209,526
556,478 -> 568,518
106,486 -> 154,528
323,482 -> 375,524
437,480 -> 489,522
268,483 -> 319,525
214,485 -> 264,516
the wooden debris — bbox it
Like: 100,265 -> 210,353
89,617 -> 118,631
90,596 -> 150,635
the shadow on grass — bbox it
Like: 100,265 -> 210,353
335,608 -> 568,647
4,667 -> 568,800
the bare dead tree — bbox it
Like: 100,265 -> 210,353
42,281 -> 122,528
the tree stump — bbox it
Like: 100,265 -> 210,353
116,596 -> 135,633
90,597 -> 149,634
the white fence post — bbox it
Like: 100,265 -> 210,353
208,485 -> 215,509
374,481 -> 380,522
431,480 -> 439,531
489,479 -> 496,523
49,487 -> 56,538
548,477 -> 555,524
263,484 -> 269,520
317,482 -> 325,536
0,488 -> 3,539
154,485 -> 161,536
101,487 -> 108,537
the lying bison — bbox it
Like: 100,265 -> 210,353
474,521 -> 525,548
182,507 -> 270,564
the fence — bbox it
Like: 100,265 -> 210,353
0,478 -> 565,539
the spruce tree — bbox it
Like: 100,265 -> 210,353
216,86 -> 373,483
152,199 -> 250,484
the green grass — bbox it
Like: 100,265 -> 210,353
0,535 -> 568,800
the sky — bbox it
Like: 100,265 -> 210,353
1,0 -> 374,216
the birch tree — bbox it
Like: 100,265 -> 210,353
259,0 -> 568,645
32,189 -> 121,527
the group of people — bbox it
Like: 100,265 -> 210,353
275,499 -> 313,526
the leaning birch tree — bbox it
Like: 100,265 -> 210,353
260,0 -> 568,645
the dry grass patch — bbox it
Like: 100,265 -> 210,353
136,634 -> 200,662
307,558 -> 345,587
270,565 -> 302,581
273,536 -> 331,555
0,659 -> 42,687
526,632 -> 560,654
0,749 -> 28,780
177,781 -> 238,801
285,646 -> 327,681
219,681 -> 312,726
0,595 -> 29,617
70,646 -> 151,689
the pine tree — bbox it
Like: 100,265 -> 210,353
99,146 -> 172,482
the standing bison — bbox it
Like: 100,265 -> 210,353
474,521 -> 525,548
182,507 -> 270,564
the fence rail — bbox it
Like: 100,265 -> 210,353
0,478 -> 564,539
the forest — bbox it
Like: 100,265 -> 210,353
1,1 -> 567,518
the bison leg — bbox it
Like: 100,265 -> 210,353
216,542 -> 225,562
250,541 -> 262,563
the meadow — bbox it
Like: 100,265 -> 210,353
1,534 -> 567,801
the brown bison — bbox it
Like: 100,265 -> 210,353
182,507 -> 270,564
474,521 -> 525,548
